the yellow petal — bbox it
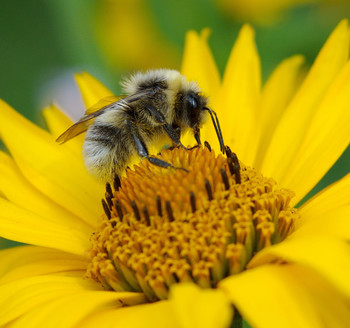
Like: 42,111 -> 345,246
221,24 -> 261,165
0,246 -> 87,284
181,29 -> 221,149
181,29 -> 221,101
78,301 -> 179,328
75,72 -> 114,109
261,20 -> 350,183
0,197 -> 89,255
216,0 -> 303,25
169,283 -> 233,328
0,100 -> 104,227
248,235 -> 350,298
298,173 -> 350,226
219,264 -> 350,328
281,60 -> 350,204
42,104 -> 84,157
42,104 -> 73,136
254,55 -> 305,169
10,291 -> 145,328
0,151 -> 93,232
96,0 -> 178,71
0,273 -> 102,326
292,205 -> 350,240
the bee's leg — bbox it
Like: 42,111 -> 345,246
145,105 -> 191,150
178,128 -> 201,151
194,129 -> 201,145
127,120 -> 188,172
164,125 -> 196,151
166,125 -> 182,150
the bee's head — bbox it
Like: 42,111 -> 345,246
183,91 -> 208,130
175,90 -> 225,154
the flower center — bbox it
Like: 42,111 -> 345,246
87,146 -> 298,301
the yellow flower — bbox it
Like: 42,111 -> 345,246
1,20 -> 350,328
95,0 -> 179,71
215,0 -> 350,25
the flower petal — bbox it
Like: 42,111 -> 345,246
281,60 -> 350,204
78,301 -> 179,328
0,197 -> 89,255
9,291 -> 145,328
248,235 -> 350,298
42,104 -> 73,136
261,19 -> 349,184
298,173 -> 350,226
219,264 -> 350,328
181,29 -> 221,148
0,151 -> 93,232
96,0 -> 178,71
0,100 -> 104,227
42,104 -> 84,158
0,273 -> 101,326
292,205 -> 350,240
254,55 -> 305,169
0,246 -> 87,284
221,24 -> 261,165
75,72 -> 114,109
181,29 -> 221,101
169,283 -> 233,328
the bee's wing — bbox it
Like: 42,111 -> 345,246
56,88 -> 155,144
84,96 -> 121,115
56,96 -> 121,144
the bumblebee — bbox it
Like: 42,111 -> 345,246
57,69 -> 225,182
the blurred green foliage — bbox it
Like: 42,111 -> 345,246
2,0 -> 350,120
0,0 -> 349,248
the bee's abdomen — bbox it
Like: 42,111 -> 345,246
83,123 -> 132,181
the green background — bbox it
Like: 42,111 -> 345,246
0,0 -> 349,249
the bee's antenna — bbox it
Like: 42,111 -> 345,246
203,107 -> 225,154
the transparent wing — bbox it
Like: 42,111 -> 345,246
56,96 -> 120,144
85,96 -> 120,115
55,119 -> 94,144
56,88 -> 156,144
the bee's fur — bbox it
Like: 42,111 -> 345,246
57,69 -> 225,182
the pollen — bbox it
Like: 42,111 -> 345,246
87,146 -> 299,301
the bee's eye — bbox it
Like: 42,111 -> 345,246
187,95 -> 198,109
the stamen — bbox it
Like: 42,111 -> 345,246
256,222 -> 275,251
190,191 -> 196,212
225,146 -> 235,176
232,158 -> 241,184
225,146 -> 241,184
156,195 -> 162,216
114,199 -> 123,219
225,145 -> 232,157
227,158 -> 235,176
143,206 -> 151,226
105,194 -> 113,210
90,147 -> 299,302
114,174 -> 121,191
226,244 -> 246,275
101,199 -> 111,219
204,141 -> 212,152
131,201 -> 141,221
231,152 -> 240,171
166,201 -> 175,222
234,165 -> 241,184
205,179 -> 213,201
220,168 -> 230,190
106,182 -> 113,199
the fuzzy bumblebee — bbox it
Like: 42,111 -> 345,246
57,69 -> 225,182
